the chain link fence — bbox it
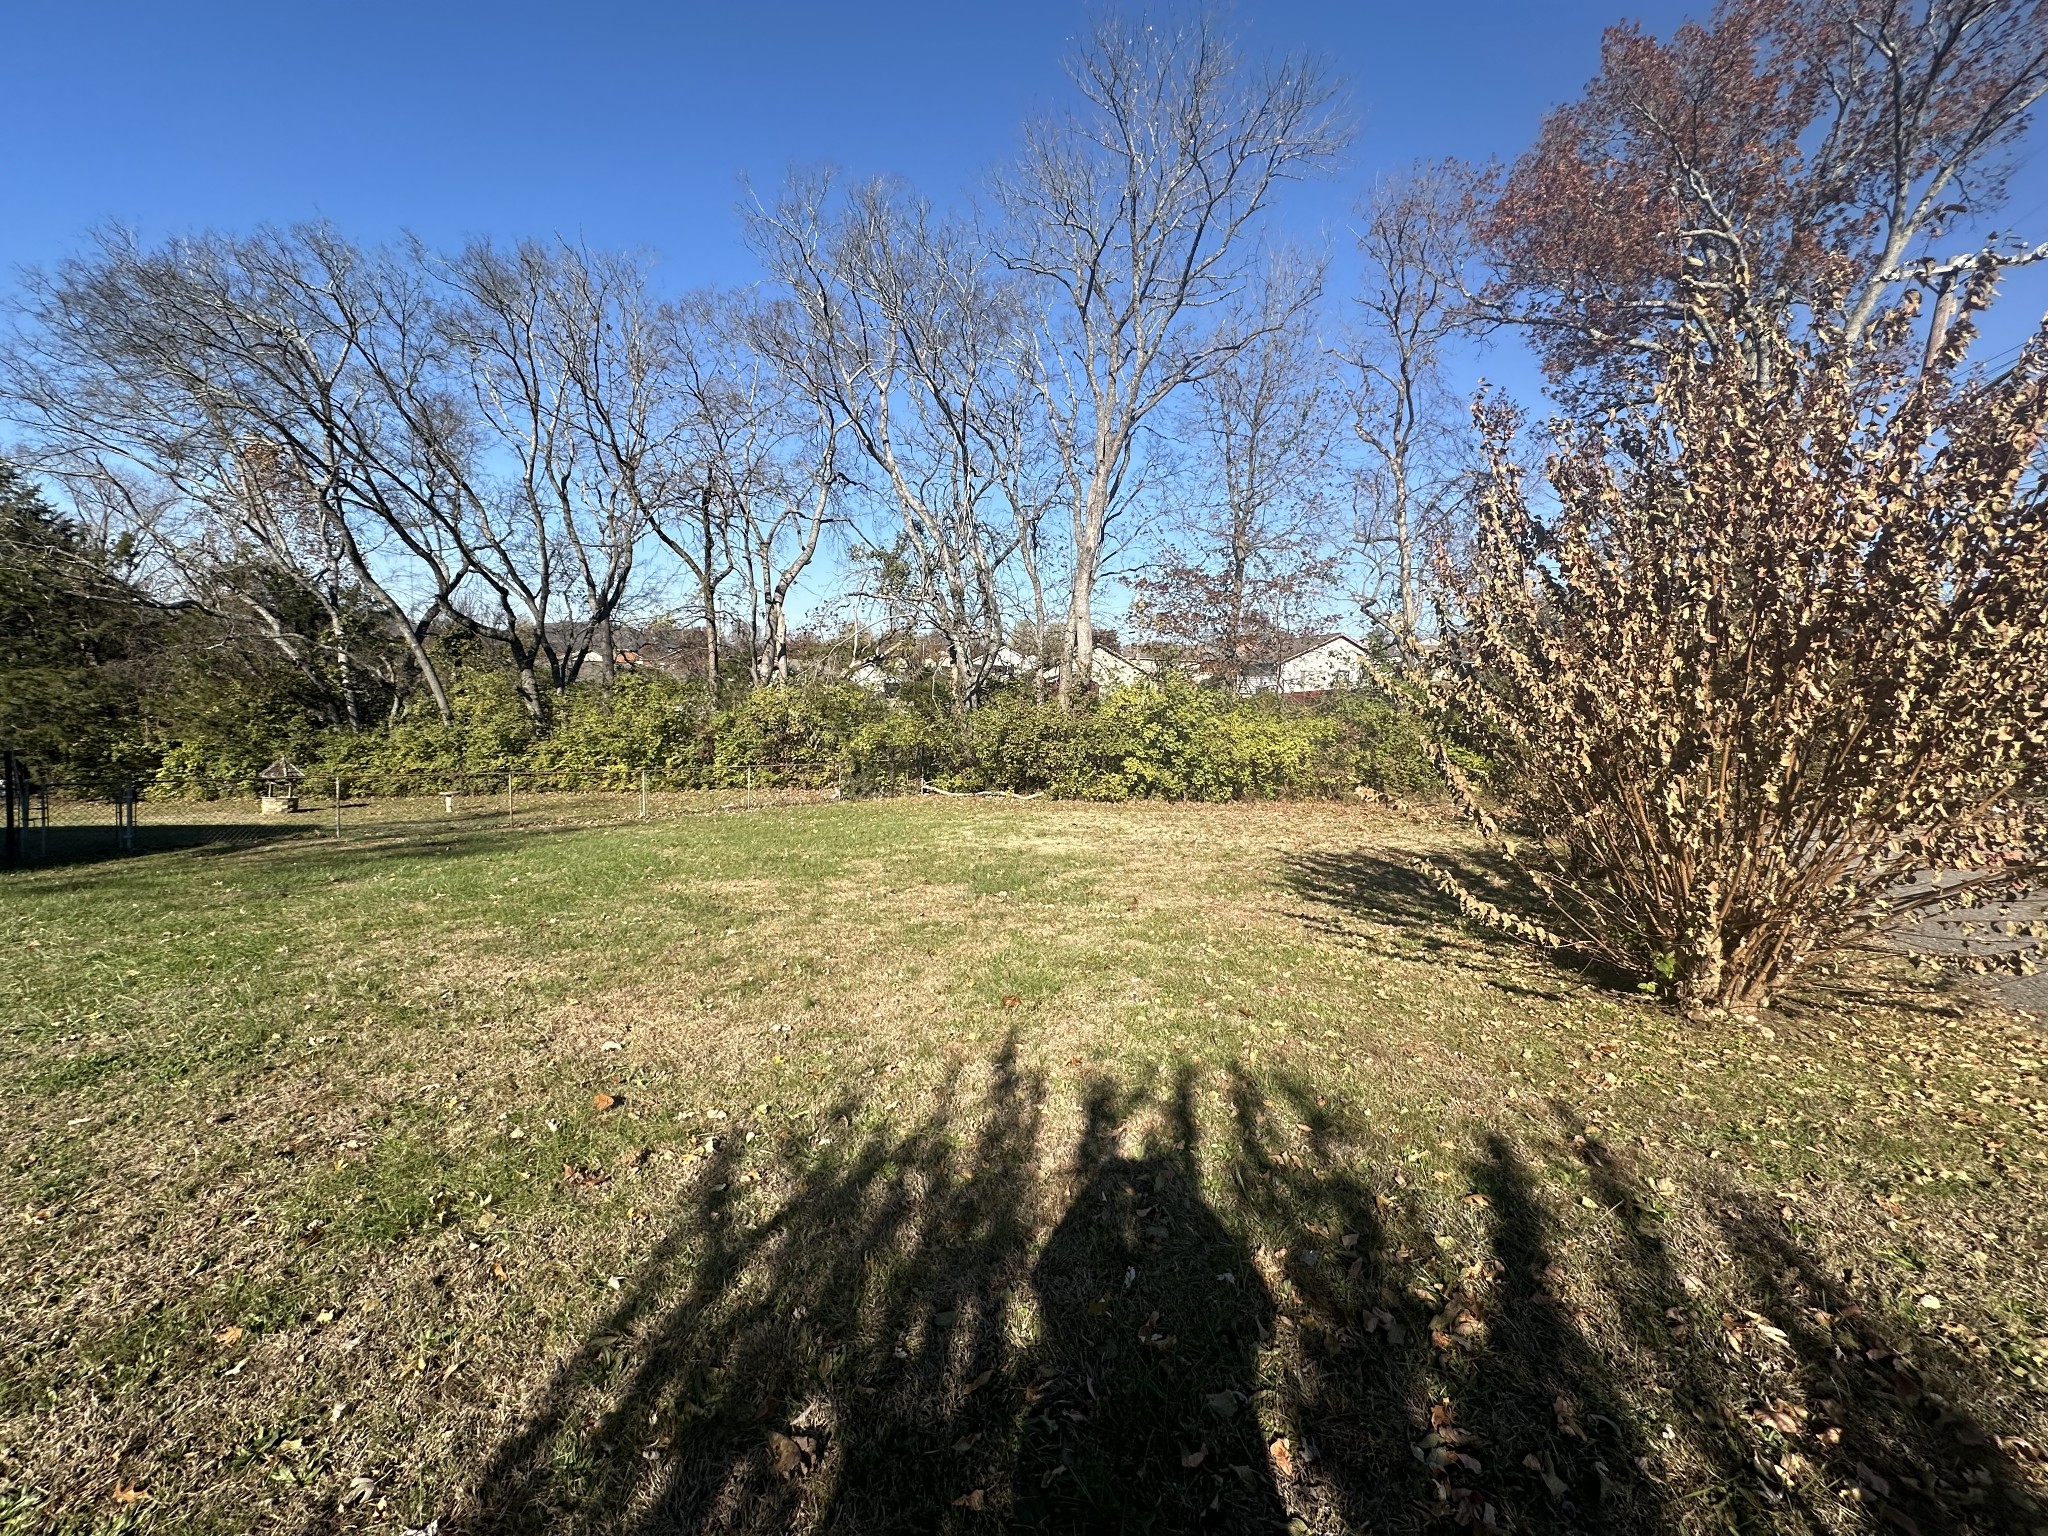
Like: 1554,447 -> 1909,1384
2,766 -> 897,864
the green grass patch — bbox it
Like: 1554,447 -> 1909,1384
2,797 -> 2045,1533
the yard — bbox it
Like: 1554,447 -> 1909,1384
2,797 -> 2045,1534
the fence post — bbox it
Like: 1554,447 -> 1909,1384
639,768 -> 648,821
115,783 -> 136,853
506,771 -> 514,817
746,765 -> 753,812
334,776 -> 342,840
1,751 -> 17,866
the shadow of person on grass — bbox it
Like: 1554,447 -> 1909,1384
411,1037 -> 2046,1536
437,1048 -> 1292,1535
1011,1070 -> 1281,1532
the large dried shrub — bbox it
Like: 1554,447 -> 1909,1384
1427,321 -> 2048,1009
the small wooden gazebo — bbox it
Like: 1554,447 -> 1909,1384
259,757 -> 304,814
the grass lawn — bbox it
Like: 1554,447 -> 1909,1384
3,796 -> 2045,1535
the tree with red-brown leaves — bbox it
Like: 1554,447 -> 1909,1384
1480,0 -> 2048,396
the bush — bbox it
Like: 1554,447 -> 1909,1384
1063,675 -> 1328,801
944,689 -> 1080,793
709,682 -> 889,788
140,659 -> 1450,807
150,673 -> 338,797
527,674 -> 708,785
329,666 -> 538,793
1320,693 -> 1446,801
1430,334 -> 2048,1010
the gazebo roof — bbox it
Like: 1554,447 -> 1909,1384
259,757 -> 305,782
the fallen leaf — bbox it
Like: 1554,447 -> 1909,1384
768,1430 -> 815,1479
1523,1454 -> 1567,1497
1268,1438 -> 1295,1479
1758,1400 -> 1805,1435
213,1325 -> 244,1346
961,1368 -> 994,1397
1554,1395 -> 1585,1440
1205,1390 -> 1239,1418
111,1484 -> 150,1505
1002,995 -> 1021,1009
1181,1447 -> 1208,1468
592,1092 -> 620,1112
952,1488 -> 986,1510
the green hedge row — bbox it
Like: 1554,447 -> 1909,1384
147,669 -> 1461,803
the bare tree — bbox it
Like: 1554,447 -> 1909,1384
748,171 -> 1041,709
994,9 -> 1348,703
709,292 -> 845,687
1347,162 -> 1486,648
651,291 -> 749,704
1133,263 -> 1347,671
2,226 -> 474,722
438,239 -> 665,712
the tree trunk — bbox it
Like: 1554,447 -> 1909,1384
403,620 -> 454,724
701,513 -> 722,708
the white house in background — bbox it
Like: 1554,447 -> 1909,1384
1235,634 -> 1372,696
971,644 -> 1038,683
1090,645 -> 1160,688
848,644 -> 1042,698
1035,644 -> 1161,692
846,658 -> 892,693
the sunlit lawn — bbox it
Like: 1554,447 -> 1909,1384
3,797 -> 2044,1534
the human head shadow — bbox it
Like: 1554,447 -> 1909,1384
1010,1069 -> 1283,1531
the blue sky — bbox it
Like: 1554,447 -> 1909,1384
4,1 -> 1690,286
8,0 -> 2044,392
6,0 -> 2045,629
0,0 -> 1700,400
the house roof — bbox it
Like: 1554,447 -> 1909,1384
1272,633 -> 1368,665
1201,634 -> 1368,668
